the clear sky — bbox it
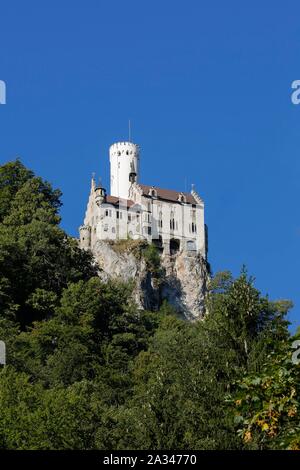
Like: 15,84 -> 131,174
0,1 -> 299,329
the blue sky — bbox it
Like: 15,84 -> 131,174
0,1 -> 299,329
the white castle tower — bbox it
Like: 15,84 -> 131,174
109,141 -> 140,199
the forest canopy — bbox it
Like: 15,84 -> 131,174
0,160 -> 298,450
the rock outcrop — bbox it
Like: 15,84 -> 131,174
93,240 -> 209,321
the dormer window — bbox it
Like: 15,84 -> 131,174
148,187 -> 157,197
178,193 -> 186,203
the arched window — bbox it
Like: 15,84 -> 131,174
170,238 -> 180,255
159,211 -> 163,228
187,240 -> 196,251
170,211 -> 175,230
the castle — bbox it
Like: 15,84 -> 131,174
79,141 -> 207,259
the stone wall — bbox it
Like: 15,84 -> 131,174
92,239 -> 209,320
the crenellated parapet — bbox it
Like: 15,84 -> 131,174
79,224 -> 91,249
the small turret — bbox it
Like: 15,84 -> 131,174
79,225 -> 91,250
95,178 -> 106,206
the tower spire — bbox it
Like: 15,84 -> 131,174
91,173 -> 96,193
128,119 -> 131,142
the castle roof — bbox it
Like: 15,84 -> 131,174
103,186 -> 201,207
106,195 -> 135,207
139,184 -> 198,204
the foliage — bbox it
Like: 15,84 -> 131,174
0,160 -> 295,450
142,243 -> 161,275
229,338 -> 300,450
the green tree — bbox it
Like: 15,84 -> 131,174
0,161 -> 96,327
100,271 -> 292,450
230,334 -> 300,450
0,159 -> 34,222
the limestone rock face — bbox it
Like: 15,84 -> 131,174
160,250 -> 208,321
93,240 -> 208,321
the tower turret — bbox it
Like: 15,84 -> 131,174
109,141 -> 140,199
95,178 -> 106,206
79,225 -> 91,250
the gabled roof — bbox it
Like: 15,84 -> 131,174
139,184 -> 197,204
105,195 -> 135,207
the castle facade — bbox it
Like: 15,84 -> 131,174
79,141 -> 207,258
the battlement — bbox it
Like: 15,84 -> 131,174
109,141 -> 140,158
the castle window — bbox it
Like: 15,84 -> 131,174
128,214 -> 131,222
147,202 -> 151,212
147,226 -> 151,235
159,211 -> 163,228
112,227 -> 115,233
105,210 -> 108,217
170,211 -> 175,230
187,240 -> 196,251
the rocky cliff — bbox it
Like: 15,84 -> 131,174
93,239 -> 209,321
